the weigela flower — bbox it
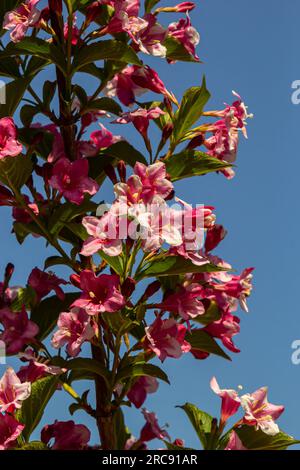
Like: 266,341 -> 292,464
127,376 -> 159,408
41,420 -> 91,450
72,270 -> 125,315
0,118 -> 22,159
134,14 -> 167,57
204,310 -> 241,353
52,308 -> 95,357
49,158 -> 99,205
88,124 -> 122,154
0,367 -> 31,413
63,15 -> 80,45
104,65 -> 168,106
241,387 -> 284,435
17,358 -> 63,383
3,0 -> 41,43
0,307 -> 39,354
12,195 -> 40,224
144,316 -> 191,362
167,15 -> 200,61
113,107 -> 165,140
28,267 -> 68,301
210,376 -> 241,425
140,409 -> 170,442
81,212 -> 123,257
0,414 -> 24,450
159,284 -> 205,321
225,431 -> 247,450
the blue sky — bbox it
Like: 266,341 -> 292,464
1,0 -> 300,449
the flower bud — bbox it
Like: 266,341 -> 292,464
187,133 -> 204,149
104,164 -> 118,185
140,280 -> 161,302
121,277 -> 136,298
117,160 -> 126,182
70,273 -> 81,288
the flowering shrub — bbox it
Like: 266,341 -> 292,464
0,0 -> 297,451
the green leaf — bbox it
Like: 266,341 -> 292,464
164,36 -> 200,63
99,250 -> 124,276
193,300 -> 221,326
13,221 -> 44,244
10,286 -> 37,312
72,40 -> 142,73
16,441 -> 49,450
64,358 -> 111,385
0,153 -> 33,189
0,77 -> 32,118
136,255 -> 227,280
102,140 -> 147,166
30,292 -> 79,341
7,38 -> 66,74
186,329 -> 231,360
18,127 -> 54,160
179,403 -> 213,449
48,200 -> 98,237
20,104 -> 40,127
0,57 -> 20,78
144,0 -> 160,13
116,362 -> 170,385
16,376 -> 60,442
43,80 -> 56,109
173,78 -> 210,141
113,408 -> 131,450
85,97 -> 122,116
43,256 -> 67,270
235,426 -> 300,450
164,150 -> 232,181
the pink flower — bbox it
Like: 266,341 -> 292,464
140,409 -> 170,442
41,420 -> 90,450
113,107 -> 165,140
159,284 -> 205,321
212,267 -> 254,313
204,310 -> 241,353
28,267 -> 68,301
134,14 -> 167,57
204,120 -> 239,172
167,15 -> 200,61
173,2 -> 195,12
72,270 -> 125,315
134,162 -> 173,203
49,158 -> 99,205
241,387 -> 284,435
89,124 -> 122,154
0,367 -> 31,413
0,414 -> 24,450
0,117 -> 22,159
63,15 -> 80,45
17,360 -> 63,383
127,376 -> 159,408
0,307 -> 39,354
145,316 -> 191,362
210,376 -> 241,425
225,431 -> 247,451
81,214 -> 123,257
52,308 -> 95,357
3,0 -> 41,43
104,65 -> 168,106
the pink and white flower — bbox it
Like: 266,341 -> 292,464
52,308 -> 95,357
167,15 -> 200,61
225,431 -> 247,451
241,387 -> 284,435
145,316 -> 191,362
159,284 -> 205,321
3,0 -> 41,43
81,212 -> 123,257
88,124 -> 122,154
0,367 -> 31,413
113,107 -> 165,140
0,118 -> 22,159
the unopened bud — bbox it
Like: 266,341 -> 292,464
121,277 -> 136,298
104,164 -> 118,185
141,280 -> 161,302
187,134 -> 204,149
4,263 -> 14,284
70,273 -> 81,288
117,161 -> 126,182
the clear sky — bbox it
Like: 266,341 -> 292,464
1,0 -> 300,449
